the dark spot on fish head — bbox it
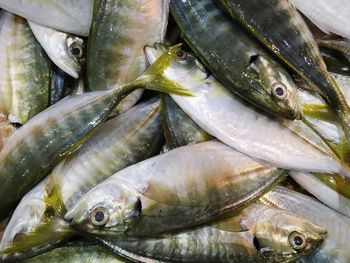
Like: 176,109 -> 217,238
249,54 -> 260,64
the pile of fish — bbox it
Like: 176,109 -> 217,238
0,0 -> 350,262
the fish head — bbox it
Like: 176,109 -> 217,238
0,196 -> 45,255
65,180 -> 142,236
65,35 -> 85,77
0,179 -> 72,261
144,43 -> 208,86
252,54 -> 303,120
253,208 -> 326,262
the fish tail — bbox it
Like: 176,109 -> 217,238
129,43 -> 194,97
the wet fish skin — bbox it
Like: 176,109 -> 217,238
0,11 -> 50,125
101,204 -> 325,263
49,65 -> 76,106
218,0 -> 350,141
0,46 -> 193,220
287,78 -> 350,217
298,72 -> 350,163
57,98 -> 164,211
287,0 -> 350,39
161,94 -> 211,149
102,230 -> 262,263
234,205 -> 325,263
0,179 -> 74,263
318,38 -> 350,63
291,172 -> 350,218
29,21 -> 85,79
22,240 -> 127,263
170,0 -> 303,120
65,140 -> 286,238
320,48 -> 350,77
0,0 -> 93,36
144,44 -> 350,176
261,186 -> 350,263
88,0 -> 169,114
0,90 -> 122,220
0,99 -> 164,262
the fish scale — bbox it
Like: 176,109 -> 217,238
0,0 -> 93,36
0,89 -> 124,219
65,141 -> 286,238
2,46 -> 191,202
0,99 -> 164,262
170,0 -> 302,120
261,187 -> 350,263
144,45 -> 350,176
87,0 -> 169,114
0,11 -> 50,126
288,0 -> 350,39
218,0 -> 350,142
100,204 -> 325,262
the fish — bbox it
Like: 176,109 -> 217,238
0,179 -> 73,263
0,98 -> 164,262
290,171 -> 350,218
321,48 -> 350,76
0,0 -> 93,36
87,0 -> 169,114
0,45 -> 193,220
0,11 -> 50,125
22,240 -> 127,263
65,140 -> 286,237
144,44 -> 350,176
298,88 -> 349,161
218,0 -> 350,141
100,203 -> 325,263
283,75 -> 350,217
170,0 -> 303,120
287,0 -> 350,39
49,65 -> 75,106
261,186 -> 350,263
318,38 -> 350,62
53,98 -> 164,211
28,21 -> 85,79
161,94 -> 212,149
298,72 -> 350,162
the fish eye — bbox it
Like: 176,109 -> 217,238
91,207 -> 109,226
272,83 -> 288,100
175,49 -> 187,61
289,232 -> 307,250
69,43 -> 84,59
